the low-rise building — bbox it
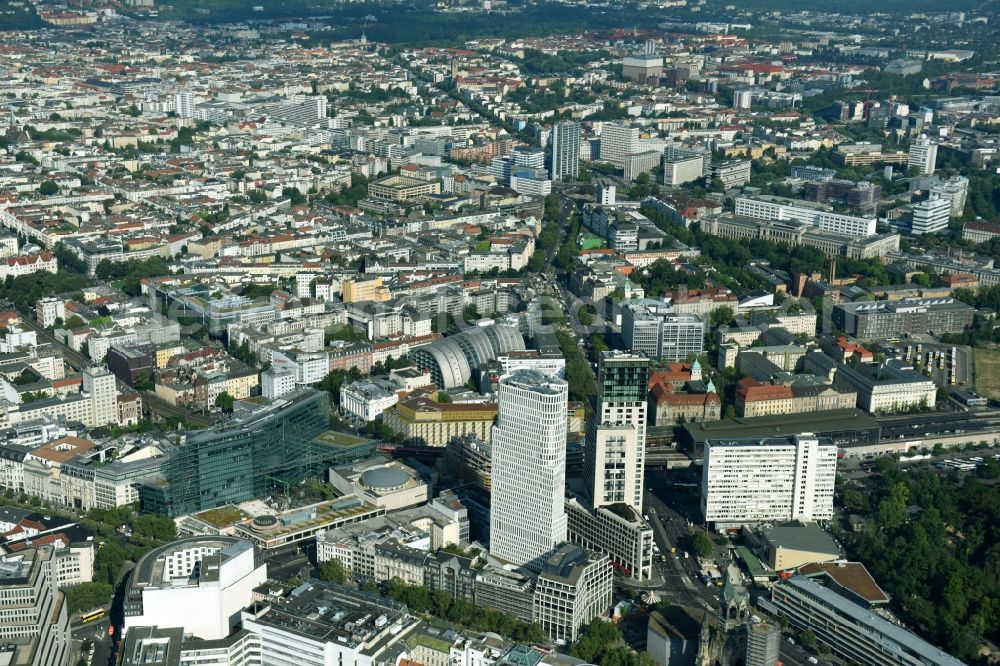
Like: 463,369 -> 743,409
242,580 -> 422,666
383,396 -> 497,447
759,576 -> 964,666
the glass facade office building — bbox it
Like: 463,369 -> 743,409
141,391 -> 337,516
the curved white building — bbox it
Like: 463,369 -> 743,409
123,536 -> 267,640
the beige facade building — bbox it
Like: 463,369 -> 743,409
342,276 -> 391,304
383,396 -> 497,447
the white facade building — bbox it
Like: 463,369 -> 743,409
701,434 -> 837,529
261,366 -> 296,400
550,121 -> 581,181
490,370 -> 568,568
340,379 -> 399,422
663,155 -> 704,186
123,537 -> 267,641
735,197 -> 877,237
533,545 -> 613,643
83,367 -> 118,428
36,298 -> 66,329
270,349 -> 329,387
908,135 -> 938,175
910,196 -> 951,235
599,123 -> 640,166
621,300 -> 704,362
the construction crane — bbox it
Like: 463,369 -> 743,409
857,88 -> 877,120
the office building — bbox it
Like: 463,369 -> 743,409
474,567 -> 536,622
909,196 -> 951,235
831,297 -> 973,339
586,351 -> 649,511
241,581 -> 421,666
140,390 -> 334,516
926,175 -> 968,216
340,378 -> 400,422
599,123 -> 640,166
802,179 -> 880,213
368,175 -> 441,202
624,151 -> 662,181
662,155 -> 704,187
833,144 -> 909,167
621,300 -> 704,362
700,434 -> 837,530
701,215 -> 900,260
83,366 -> 118,428
710,160 -> 751,189
908,135 -> 938,175
261,366 -> 296,399
746,622 -> 781,666
814,356 -> 937,414
490,370 -> 568,568
759,576 -> 965,666
0,547 -> 71,666
735,197 -> 877,237
565,497 -> 653,581
532,544 -> 613,643
123,537 -> 267,641
550,121 -> 581,181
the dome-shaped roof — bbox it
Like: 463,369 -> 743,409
360,466 -> 410,491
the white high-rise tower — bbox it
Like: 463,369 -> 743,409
490,370 -> 568,568
550,121 -> 581,181
83,367 -> 117,428
908,134 -> 938,175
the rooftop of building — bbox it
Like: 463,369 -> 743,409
681,408 -> 878,447
27,435 -> 96,463
776,576 -> 964,666
798,561 -> 890,605
248,580 -> 413,651
538,544 -> 594,585
235,495 -> 381,541
313,430 -> 375,449
760,522 -> 840,557
129,536 -> 253,590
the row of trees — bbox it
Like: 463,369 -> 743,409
382,578 -> 547,644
